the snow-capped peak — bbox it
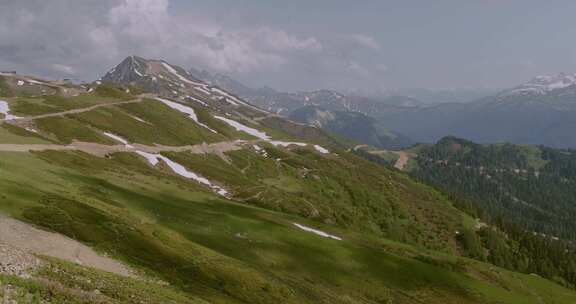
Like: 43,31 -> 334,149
101,55 -> 149,83
502,73 -> 576,97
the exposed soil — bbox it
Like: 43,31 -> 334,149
0,216 -> 133,277
394,151 -> 411,170
0,140 -> 248,157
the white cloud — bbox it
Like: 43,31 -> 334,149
51,64 -> 76,75
350,34 -> 381,50
0,0 -> 385,91
0,0 -> 325,79
93,0 -> 324,73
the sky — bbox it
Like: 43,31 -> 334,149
1,0 -> 576,92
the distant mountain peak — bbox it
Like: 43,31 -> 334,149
103,56 -> 203,87
501,72 -> 576,97
101,56 -> 262,111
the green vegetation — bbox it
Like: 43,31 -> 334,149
163,146 -> 466,253
2,87 -> 576,303
0,257 -> 206,304
0,76 -> 14,97
9,94 -> 124,116
412,136 -> 576,240
370,150 -> 400,163
94,85 -> 134,100
71,99 -> 227,145
1,150 -> 576,303
0,124 -> 50,144
35,116 -> 116,144
384,136 -> 576,288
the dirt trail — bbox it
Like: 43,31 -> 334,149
0,144 -> 75,152
1,98 -> 143,123
0,140 -> 249,157
0,215 -> 133,277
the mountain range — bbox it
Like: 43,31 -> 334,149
374,73 -> 576,148
193,68 -> 576,149
189,68 -> 421,149
1,56 -> 575,303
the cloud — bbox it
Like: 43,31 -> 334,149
0,0 -> 385,91
350,34 -> 381,50
0,0 -> 326,79
51,64 -> 76,75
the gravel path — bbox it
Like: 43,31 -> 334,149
0,215 -> 133,277
1,99 -> 143,123
0,140 -> 248,157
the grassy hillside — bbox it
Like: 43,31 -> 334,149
0,150 -> 575,303
1,84 -> 576,303
361,136 -> 576,289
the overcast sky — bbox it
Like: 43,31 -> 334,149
1,0 -> 576,92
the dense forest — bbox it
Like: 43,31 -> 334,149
413,137 -> 576,287
356,137 -> 576,288
414,136 -> 576,240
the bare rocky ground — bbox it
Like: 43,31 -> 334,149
0,243 -> 45,303
394,151 -> 411,170
0,216 -> 133,277
0,244 -> 41,278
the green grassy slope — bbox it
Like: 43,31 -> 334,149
1,89 -> 576,303
1,257 -> 207,304
0,149 -> 573,303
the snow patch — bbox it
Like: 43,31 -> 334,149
156,98 -> 217,133
0,100 -> 21,120
195,86 -> 212,96
135,151 -> 228,196
161,62 -> 205,87
16,80 -> 24,86
26,79 -> 46,85
210,88 -> 240,105
186,96 -> 208,107
135,151 -> 159,166
270,141 -> 307,148
214,116 -> 270,140
503,73 -> 576,97
253,145 -> 268,157
103,132 -> 133,148
208,88 -> 265,114
293,223 -> 342,241
313,145 -> 330,154
129,114 -> 148,124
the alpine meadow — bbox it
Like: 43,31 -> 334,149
1,1 -> 576,303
